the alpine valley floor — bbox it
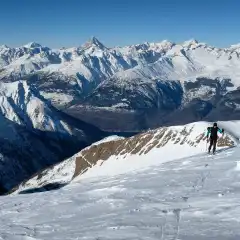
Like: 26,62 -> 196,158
1,145 -> 240,239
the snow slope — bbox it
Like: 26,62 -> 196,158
12,121 -> 238,194
0,80 -> 105,192
0,80 -> 72,133
11,135 -> 125,194
2,141 -> 240,239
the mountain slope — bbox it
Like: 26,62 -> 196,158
2,135 -> 240,239
11,121 -> 238,194
0,80 -> 105,192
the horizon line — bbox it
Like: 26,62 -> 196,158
1,36 -> 240,50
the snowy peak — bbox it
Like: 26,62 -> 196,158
0,80 -> 73,134
229,43 -> 240,51
82,36 -> 106,50
144,40 -> 174,52
0,44 -> 9,50
158,39 -> 175,49
183,38 -> 199,47
23,42 -> 42,49
2,37 -> 240,133
2,37 -> 240,83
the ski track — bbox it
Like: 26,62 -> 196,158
1,147 -> 240,239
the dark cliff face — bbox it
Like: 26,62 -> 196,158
83,77 -> 184,110
63,76 -> 184,132
205,89 -> 240,121
0,108 -> 105,193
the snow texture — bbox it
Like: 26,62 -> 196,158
1,139 -> 240,239
0,80 -> 74,134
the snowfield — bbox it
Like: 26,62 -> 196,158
1,146 -> 240,239
1,121 -> 240,239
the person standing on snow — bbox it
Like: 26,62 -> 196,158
206,122 -> 224,154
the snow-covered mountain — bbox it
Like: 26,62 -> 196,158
2,37 -> 240,131
0,80 -> 105,192
2,37 -> 240,190
11,121 -> 239,194
2,122 -> 240,239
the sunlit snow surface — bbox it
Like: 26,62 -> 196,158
1,146 -> 240,239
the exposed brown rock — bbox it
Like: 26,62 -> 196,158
73,126 -> 210,180
180,136 -> 187,145
130,134 -> 154,155
73,156 -> 92,178
73,130 -> 167,179
174,137 -> 181,144
144,139 -> 160,154
157,130 -> 172,147
196,133 -> 205,143
46,124 -> 239,182
217,136 -> 235,147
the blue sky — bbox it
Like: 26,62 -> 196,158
1,0 -> 239,48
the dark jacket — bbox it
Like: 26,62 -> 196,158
206,126 -> 224,139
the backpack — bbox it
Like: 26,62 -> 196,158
207,126 -> 224,139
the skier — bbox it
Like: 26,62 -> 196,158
206,122 -> 224,154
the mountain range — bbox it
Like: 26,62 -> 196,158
1,37 -> 240,133
1,37 -> 240,191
